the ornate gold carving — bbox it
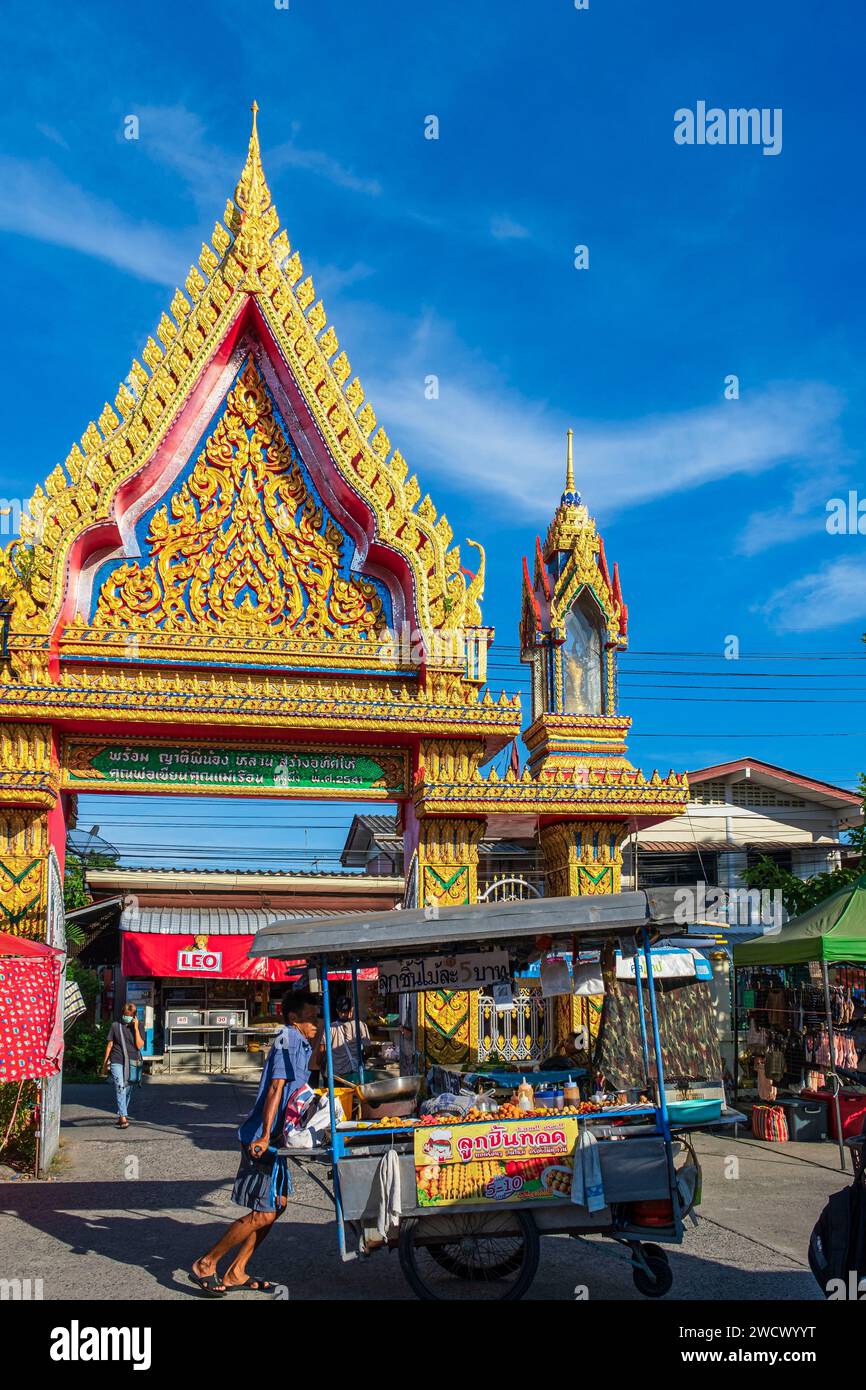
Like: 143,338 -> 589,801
417,816 -> 485,908
0,810 -> 49,939
0,664 -> 522,741
2,105 -> 483,655
418,739 -> 485,785
92,359 -> 386,643
540,819 -> 627,897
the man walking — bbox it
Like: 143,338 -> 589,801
190,989 -> 321,1295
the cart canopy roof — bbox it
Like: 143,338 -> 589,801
249,888 -> 689,966
733,873 -> 866,967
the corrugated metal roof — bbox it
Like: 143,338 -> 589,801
250,888 -> 690,964
634,841 -> 739,854
93,866 -> 403,880
119,906 -> 368,936
633,840 -> 845,854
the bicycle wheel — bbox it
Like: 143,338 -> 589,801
398,1212 -> 540,1301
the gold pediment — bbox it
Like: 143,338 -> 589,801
2,105 -> 483,646
91,359 -> 386,642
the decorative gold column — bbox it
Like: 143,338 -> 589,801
0,724 -> 60,939
0,809 -> 49,938
417,814 -> 485,909
540,819 -> 628,898
415,814 -> 485,1068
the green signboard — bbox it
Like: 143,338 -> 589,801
65,740 -> 406,798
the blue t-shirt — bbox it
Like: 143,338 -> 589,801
238,1025 -> 313,1145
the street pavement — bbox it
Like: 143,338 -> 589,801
0,1075 -> 844,1301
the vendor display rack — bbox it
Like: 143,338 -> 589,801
252,888 -> 746,1301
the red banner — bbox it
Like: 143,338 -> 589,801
121,932 -> 300,982
0,953 -> 63,1082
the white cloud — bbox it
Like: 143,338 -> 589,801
36,124 -> 69,151
307,260 -> 375,297
362,313 -> 846,523
129,105 -> 383,205
757,556 -> 866,633
490,214 -> 530,241
0,156 -> 189,285
128,105 -> 233,213
267,138 -> 382,197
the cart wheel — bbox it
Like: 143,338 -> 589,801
631,1242 -> 673,1299
398,1213 -> 540,1301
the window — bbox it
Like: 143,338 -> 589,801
690,780 -> 728,805
730,781 -> 805,808
746,847 -> 793,873
634,850 -> 719,888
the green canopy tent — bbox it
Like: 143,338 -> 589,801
733,874 -> 866,1169
733,874 -> 866,967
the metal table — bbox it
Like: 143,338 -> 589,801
225,1026 -> 281,1072
166,1023 -> 232,1074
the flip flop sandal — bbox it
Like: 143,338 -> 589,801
188,1271 -> 227,1297
224,1277 -> 276,1294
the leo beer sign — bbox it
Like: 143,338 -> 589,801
177,947 -> 223,973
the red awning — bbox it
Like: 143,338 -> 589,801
0,932 -> 63,959
121,931 -> 301,982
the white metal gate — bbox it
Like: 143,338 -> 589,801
477,986 -> 545,1064
476,876 -> 544,1062
479,875 -> 542,903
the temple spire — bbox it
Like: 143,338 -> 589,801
561,427 -> 579,505
234,100 -> 272,219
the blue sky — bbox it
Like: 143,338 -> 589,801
2,0 -> 864,867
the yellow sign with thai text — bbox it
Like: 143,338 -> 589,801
414,1117 -> 578,1206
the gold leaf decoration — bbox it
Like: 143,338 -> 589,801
345,377 -> 364,412
296,277 -> 315,311
98,403 -> 120,437
92,358 -> 387,643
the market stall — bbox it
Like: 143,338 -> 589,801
250,888 -> 744,1301
733,875 -> 866,1171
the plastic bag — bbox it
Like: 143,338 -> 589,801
540,955 -> 572,998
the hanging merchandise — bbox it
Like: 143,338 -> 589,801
539,955 -> 572,998
572,962 -> 605,996
0,936 -> 64,1082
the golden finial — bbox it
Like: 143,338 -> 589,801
234,100 -> 271,219
559,427 -> 579,507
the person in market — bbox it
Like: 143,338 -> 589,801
190,989 -> 322,1296
100,1001 -> 145,1130
322,993 -> 372,1080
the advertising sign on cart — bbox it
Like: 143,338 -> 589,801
414,1117 -> 578,1206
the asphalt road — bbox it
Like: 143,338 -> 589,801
0,1076 -> 843,1301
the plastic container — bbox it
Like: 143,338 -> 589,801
563,1076 -> 580,1109
536,1087 -> 564,1112
802,1089 -> 866,1141
778,1096 -> 827,1142
517,1078 -> 535,1111
629,1198 -> 674,1227
666,1098 -> 722,1126
315,1085 -> 356,1121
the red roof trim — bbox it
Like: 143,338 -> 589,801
535,536 -> 551,601
522,556 -> 542,630
687,758 -> 860,803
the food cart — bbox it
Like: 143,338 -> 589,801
250,888 -> 744,1300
